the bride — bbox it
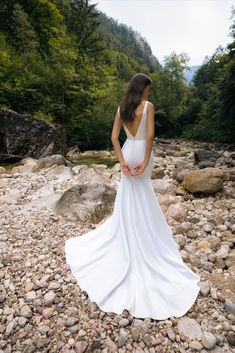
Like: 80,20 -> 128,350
65,73 -> 200,320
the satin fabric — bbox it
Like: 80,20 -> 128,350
65,101 -> 200,320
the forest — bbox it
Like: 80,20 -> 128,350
0,0 -> 234,150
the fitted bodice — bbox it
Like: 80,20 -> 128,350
118,101 -> 148,140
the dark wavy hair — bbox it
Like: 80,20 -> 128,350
119,73 -> 152,123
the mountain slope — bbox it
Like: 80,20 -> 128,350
96,11 -> 162,78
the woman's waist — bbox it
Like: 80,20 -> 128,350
125,138 -> 147,142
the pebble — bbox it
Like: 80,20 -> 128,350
225,299 -> 235,315
43,290 -> 56,305
201,331 -> 217,349
119,318 -> 129,327
177,317 -> 202,340
20,305 -> 32,318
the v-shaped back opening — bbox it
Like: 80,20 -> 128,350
121,100 -> 147,139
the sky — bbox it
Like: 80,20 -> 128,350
90,0 -> 235,66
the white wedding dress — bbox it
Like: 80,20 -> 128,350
65,100 -> 200,320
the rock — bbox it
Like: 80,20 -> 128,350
68,324 -> 80,334
55,183 -> 116,224
225,248 -> 235,268
105,336 -> 117,352
24,282 -> 34,292
117,328 -> 128,347
0,166 -> 6,174
189,340 -> 203,351
0,285 -> 6,302
166,203 -> 187,222
48,281 -> 61,290
132,319 -> 148,336
177,317 -> 202,340
18,316 -> 27,327
151,168 -> 165,179
33,154 -> 74,172
142,333 -> 152,346
67,146 -> 81,157
188,254 -> 201,267
43,290 -> 56,305
38,324 -> 50,335
201,260 -> 213,272
20,305 -> 32,318
227,331 -> 235,346
201,331 -> 217,349
65,317 -> 79,327
197,240 -> 211,250
35,338 -> 49,350
175,185 -> 186,195
182,167 -> 224,194
198,160 -> 215,168
131,327 -> 140,342
42,308 -> 54,319
199,281 -> 210,296
166,327 -> 175,341
225,298 -> 235,315
0,109 -> 66,162
25,290 -> 37,301
5,320 -> 15,336
194,150 -> 221,164
135,347 -> 145,353
203,223 -> 215,233
207,235 -> 221,250
119,318 -> 129,327
152,179 -> 175,195
74,341 -> 88,353
216,245 -> 230,259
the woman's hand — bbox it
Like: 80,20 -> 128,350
120,161 -> 133,176
131,162 -> 147,176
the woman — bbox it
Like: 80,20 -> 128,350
65,73 -> 200,320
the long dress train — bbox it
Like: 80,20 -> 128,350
64,100 -> 200,320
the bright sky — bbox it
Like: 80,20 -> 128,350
90,0 -> 235,66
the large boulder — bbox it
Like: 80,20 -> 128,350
55,183 -> 116,224
182,167 -> 224,194
194,149 -> 221,164
0,109 -> 66,162
32,154 -> 74,172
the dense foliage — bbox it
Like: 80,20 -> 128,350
0,0 -> 234,150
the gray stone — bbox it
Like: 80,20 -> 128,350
68,324 -> 80,334
65,317 -> 79,327
225,298 -> 235,315
201,331 -> 217,349
20,305 -> 32,318
74,341 -> 88,353
55,183 -> 116,224
177,317 -> 202,340
0,109 -> 66,162
0,285 -> 6,302
199,281 -> 210,296
118,318 -> 129,327
44,290 -> 56,305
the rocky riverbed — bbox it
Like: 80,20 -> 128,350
0,138 -> 234,353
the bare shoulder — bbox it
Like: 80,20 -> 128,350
147,101 -> 155,115
147,101 -> 154,109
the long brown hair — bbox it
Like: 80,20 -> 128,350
119,73 -> 152,123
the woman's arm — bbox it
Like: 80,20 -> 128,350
111,107 -> 137,177
111,107 -> 125,164
143,102 -> 155,166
